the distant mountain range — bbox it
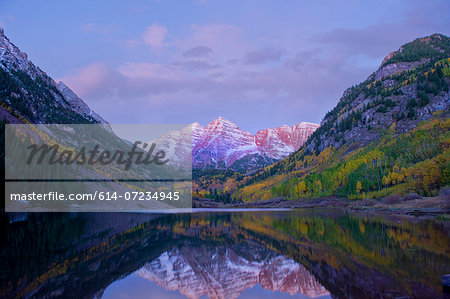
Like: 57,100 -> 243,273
152,117 -> 318,171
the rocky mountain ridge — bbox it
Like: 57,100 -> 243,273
0,27 -> 106,124
305,33 -> 449,154
152,116 -> 318,171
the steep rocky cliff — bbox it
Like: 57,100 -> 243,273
0,27 -> 106,124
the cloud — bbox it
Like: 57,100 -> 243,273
403,0 -> 450,27
58,17 -> 385,129
191,24 -> 243,52
242,48 -> 285,65
59,31 -> 373,125
313,1 -> 450,60
182,46 -> 213,58
68,15 -> 439,129
314,24 -> 413,58
59,43 -> 373,127
58,62 -> 123,98
7,0 -> 450,131
172,60 -> 221,71
166,24 -> 247,74
142,24 -> 168,48
118,62 -> 183,79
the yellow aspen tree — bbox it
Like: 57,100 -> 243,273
356,180 -> 362,194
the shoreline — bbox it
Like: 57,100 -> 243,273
193,194 -> 450,219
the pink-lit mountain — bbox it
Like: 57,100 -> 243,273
136,245 -> 329,299
151,117 -> 318,171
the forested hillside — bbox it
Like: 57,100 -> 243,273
234,117 -> 449,201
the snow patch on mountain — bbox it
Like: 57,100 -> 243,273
151,116 -> 318,171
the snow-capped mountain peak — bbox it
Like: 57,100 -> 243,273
151,117 -> 318,171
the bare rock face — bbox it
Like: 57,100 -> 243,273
374,59 -> 429,81
193,117 -> 256,169
0,27 -> 38,77
255,122 -> 319,160
136,245 -> 329,299
56,82 -> 107,124
193,117 -> 318,170
191,122 -> 206,144
151,117 -> 318,171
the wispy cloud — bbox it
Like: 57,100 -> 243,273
242,48 -> 285,65
58,62 -> 123,98
127,24 -> 169,48
313,0 -> 450,59
182,46 -> 212,58
172,60 -> 221,71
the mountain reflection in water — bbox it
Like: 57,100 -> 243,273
133,244 -> 328,299
1,209 -> 449,299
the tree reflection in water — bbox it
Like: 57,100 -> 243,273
1,210 -> 449,298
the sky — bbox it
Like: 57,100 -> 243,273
1,0 -> 449,133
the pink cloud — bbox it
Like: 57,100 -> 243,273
142,24 -> 168,48
58,62 -> 121,98
118,62 -> 183,79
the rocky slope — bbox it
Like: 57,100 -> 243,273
304,33 -> 449,154
152,116 -> 318,171
0,27 -> 106,124
136,245 -> 328,299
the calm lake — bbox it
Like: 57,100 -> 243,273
1,209 -> 449,299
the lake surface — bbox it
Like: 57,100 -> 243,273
1,209 -> 449,298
